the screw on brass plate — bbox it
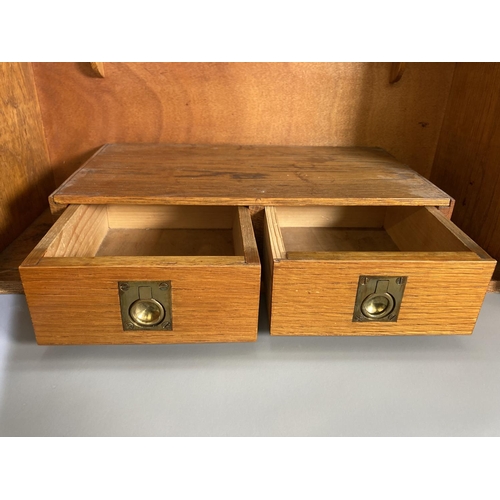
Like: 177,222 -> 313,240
120,283 -> 129,292
126,322 -> 135,329
159,282 -> 170,290
396,277 -> 404,285
162,321 -> 171,329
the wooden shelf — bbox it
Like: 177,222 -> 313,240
50,144 -> 452,214
0,210 -> 53,294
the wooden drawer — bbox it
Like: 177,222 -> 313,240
20,205 -> 261,345
264,206 -> 496,335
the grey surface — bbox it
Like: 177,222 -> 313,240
1,293 -> 499,436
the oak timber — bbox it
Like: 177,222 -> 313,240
45,205 -> 108,258
21,264 -> 260,344
431,63 -> 500,292
286,251 -> 482,261
43,205 -> 250,259
270,259 -> 494,336
0,63 -> 54,251
264,206 -> 495,335
20,205 -> 261,344
49,144 -> 452,214
0,210 -> 53,294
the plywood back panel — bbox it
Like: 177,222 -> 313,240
0,63 -> 54,251
431,63 -> 500,285
32,62 -> 455,185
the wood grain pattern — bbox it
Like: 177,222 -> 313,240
287,251 -> 482,261
49,144 -> 452,213
45,204 -> 248,258
22,205 -> 81,266
20,205 -> 261,344
431,63 -> 500,291
36,256 -> 245,267
264,206 -> 495,335
45,205 -> 108,257
235,206 -> 261,265
270,259 -> 494,335
0,63 -> 54,251
21,264 -> 260,345
31,62 -> 455,185
0,210 -> 53,294
262,209 -> 275,321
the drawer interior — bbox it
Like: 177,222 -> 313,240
273,206 -> 488,258
44,205 -> 247,258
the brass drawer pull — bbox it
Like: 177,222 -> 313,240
353,276 -> 407,323
119,281 -> 172,331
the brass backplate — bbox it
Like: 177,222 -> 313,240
118,281 -> 173,331
352,276 -> 407,323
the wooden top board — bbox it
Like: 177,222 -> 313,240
50,144 -> 452,210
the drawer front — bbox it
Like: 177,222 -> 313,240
264,206 -> 496,335
20,205 -> 261,345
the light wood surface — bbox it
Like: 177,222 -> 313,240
31,62 -> 455,185
49,144 -> 452,213
384,206 -> 474,253
89,62 -> 105,78
270,259 -> 494,335
96,229 -> 236,257
277,206 -> 483,255
286,252 -> 482,261
20,205 -> 261,344
36,256 -> 246,267
282,228 -> 399,252
275,206 -> 386,228
234,206 -> 261,265
21,264 -> 260,345
0,63 -> 54,251
107,205 -> 235,229
264,206 -> 495,335
45,205 -> 108,258
431,63 -> 500,291
45,204 -> 248,258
